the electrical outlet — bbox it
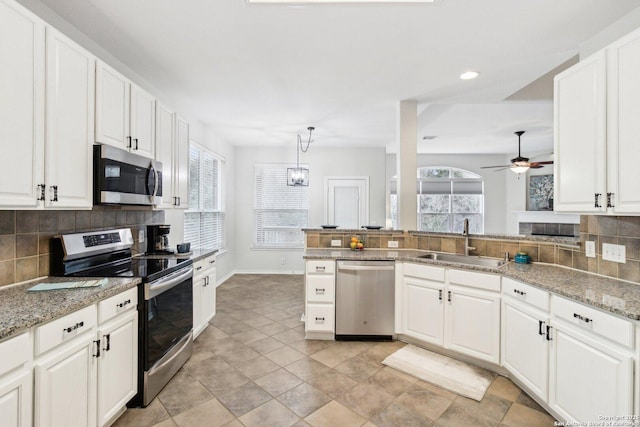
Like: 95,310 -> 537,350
138,230 -> 145,243
602,243 -> 626,263
331,240 -> 342,247
585,241 -> 596,258
387,240 -> 399,248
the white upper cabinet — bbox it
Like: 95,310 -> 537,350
0,0 -> 45,207
606,29 -> 640,213
554,51 -> 607,213
96,61 -> 155,158
154,105 -> 189,209
45,27 -> 95,208
555,27 -> 640,214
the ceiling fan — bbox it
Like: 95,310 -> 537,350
481,131 -> 553,174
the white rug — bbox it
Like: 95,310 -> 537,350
382,345 -> 495,401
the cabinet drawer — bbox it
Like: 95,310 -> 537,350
403,262 -> 445,282
306,260 -> 335,274
306,275 -> 335,303
202,254 -> 216,271
35,305 -> 97,356
193,259 -> 205,277
306,304 -> 335,332
448,269 -> 501,292
98,287 -> 138,324
0,332 -> 31,377
502,277 -> 549,311
551,295 -> 634,348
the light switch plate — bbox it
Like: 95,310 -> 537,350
387,240 -> 399,248
602,243 -> 626,263
585,241 -> 596,258
331,240 -> 342,247
138,230 -> 145,243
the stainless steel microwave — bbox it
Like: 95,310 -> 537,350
93,144 -> 163,206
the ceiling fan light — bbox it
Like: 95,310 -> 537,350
510,163 -> 530,174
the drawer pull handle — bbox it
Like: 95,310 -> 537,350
316,266 -> 325,271
573,313 -> 592,323
595,193 -> 602,208
103,334 -> 111,352
513,289 -> 526,296
315,288 -> 325,293
447,291 -> 452,302
607,192 -> 615,208
64,321 -> 84,334
538,320 -> 545,336
117,299 -> 131,309
438,290 -> 443,301
546,325 -> 553,341
196,266 -> 203,271
315,317 -> 325,322
209,260 -> 215,264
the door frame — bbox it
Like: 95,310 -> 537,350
324,176 -> 370,227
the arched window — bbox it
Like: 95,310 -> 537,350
390,166 -> 484,233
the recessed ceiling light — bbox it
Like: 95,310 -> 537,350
247,0 -> 439,3
460,71 -> 480,80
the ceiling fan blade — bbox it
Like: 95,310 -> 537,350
530,161 -> 553,166
481,165 -> 512,169
529,165 -> 544,169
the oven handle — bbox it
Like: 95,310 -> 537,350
146,267 -> 193,300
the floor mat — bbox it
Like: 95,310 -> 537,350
382,344 -> 495,401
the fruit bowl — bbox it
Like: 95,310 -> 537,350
349,236 -> 364,250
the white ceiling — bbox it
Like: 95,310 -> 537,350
31,0 -> 640,154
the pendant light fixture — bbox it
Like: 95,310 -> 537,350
287,126 -> 315,186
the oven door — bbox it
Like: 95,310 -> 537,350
94,144 -> 163,206
144,266 -> 193,370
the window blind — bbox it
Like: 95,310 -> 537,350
254,164 -> 309,247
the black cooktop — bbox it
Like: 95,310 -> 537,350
65,256 -> 192,282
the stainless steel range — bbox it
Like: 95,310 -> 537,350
51,228 -> 194,407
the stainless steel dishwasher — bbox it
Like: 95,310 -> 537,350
335,260 -> 395,340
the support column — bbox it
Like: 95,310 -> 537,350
396,100 -> 417,230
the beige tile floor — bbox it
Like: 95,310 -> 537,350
114,274 -> 557,427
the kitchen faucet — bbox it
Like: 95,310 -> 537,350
463,218 -> 476,256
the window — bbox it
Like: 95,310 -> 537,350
184,142 -> 225,250
254,164 -> 309,247
390,167 -> 484,233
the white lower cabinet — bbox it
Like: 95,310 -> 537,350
402,264 -> 501,364
33,288 -> 138,427
0,332 -> 33,427
305,260 -> 336,339
549,295 -> 634,423
193,255 -> 217,339
402,263 -> 445,346
501,278 -> 550,401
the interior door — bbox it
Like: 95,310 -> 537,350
326,178 -> 368,228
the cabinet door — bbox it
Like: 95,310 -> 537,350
97,311 -> 137,427
155,102 -> 175,209
553,51 -> 607,213
130,85 -> 155,159
445,285 -> 500,364
403,277 -> 444,346
34,337 -> 97,427
0,370 -> 32,427
501,298 -> 549,400
44,28 -> 94,208
0,0 -> 44,207
192,274 -> 204,339
174,116 -> 190,208
202,271 -> 216,325
549,324 -> 633,423
607,29 -> 640,213
95,61 -> 130,148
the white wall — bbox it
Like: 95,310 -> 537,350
233,145 -> 386,273
580,6 -> 640,59
386,153 -> 509,234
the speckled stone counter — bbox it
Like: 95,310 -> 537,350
304,248 -> 640,320
0,276 -> 141,341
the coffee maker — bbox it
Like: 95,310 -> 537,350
146,224 -> 174,255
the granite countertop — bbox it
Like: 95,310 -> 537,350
134,248 -> 218,262
304,248 -> 640,321
0,276 -> 141,341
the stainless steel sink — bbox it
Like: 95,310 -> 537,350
417,252 -> 506,267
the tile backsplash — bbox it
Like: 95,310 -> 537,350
0,208 -> 164,286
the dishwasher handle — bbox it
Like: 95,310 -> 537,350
337,263 -> 395,272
